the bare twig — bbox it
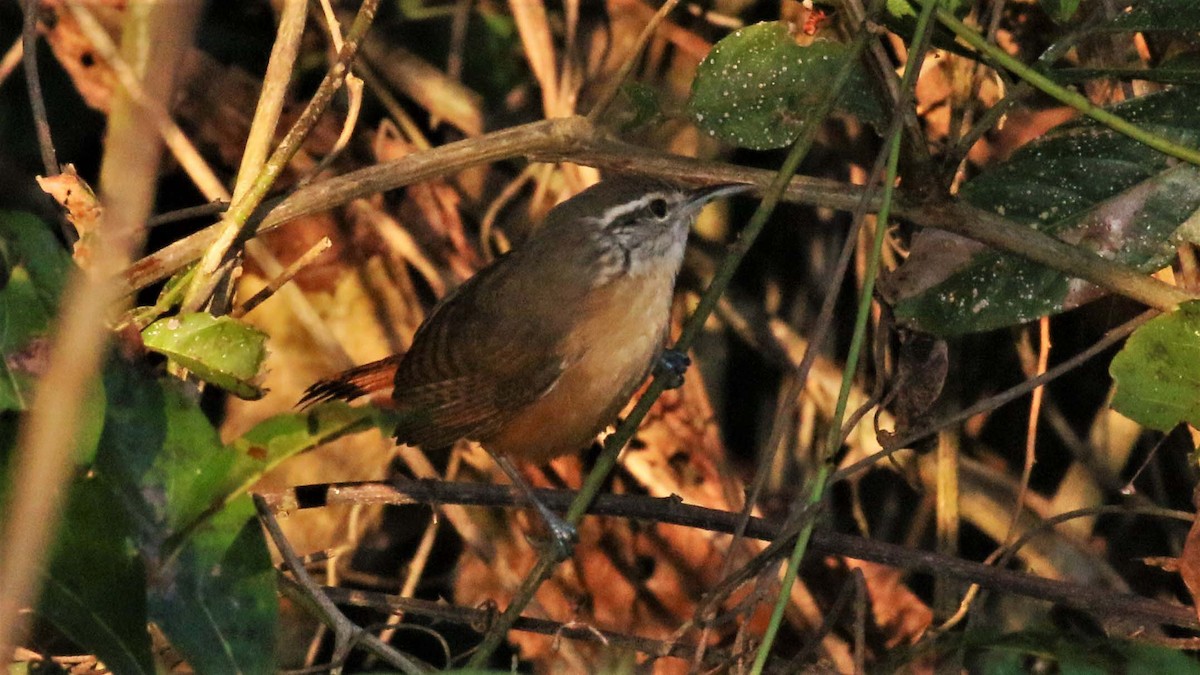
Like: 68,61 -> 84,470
22,0 -> 57,175
253,495 -> 430,673
120,115 -> 1197,318
586,0 -> 682,123
234,237 -> 333,318
832,310 -> 1156,483
256,479 -> 1200,632
0,37 -> 23,89
181,0 -> 380,312
67,3 -> 227,201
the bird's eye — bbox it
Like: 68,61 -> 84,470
648,198 -> 669,219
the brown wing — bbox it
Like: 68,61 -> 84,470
391,256 -> 569,449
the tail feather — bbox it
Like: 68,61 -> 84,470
298,355 -> 402,409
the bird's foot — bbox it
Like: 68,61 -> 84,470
528,500 -> 578,562
491,453 -> 577,560
654,349 -> 691,389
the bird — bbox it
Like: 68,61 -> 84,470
300,175 -> 749,549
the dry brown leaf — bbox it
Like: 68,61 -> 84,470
39,1 -> 122,111
35,165 -> 103,267
843,559 -> 932,647
1178,486 -> 1200,622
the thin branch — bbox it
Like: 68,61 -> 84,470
180,0 -> 380,311
119,115 -> 1197,316
22,0 -> 57,175
930,1 -> 1200,166
317,585 -> 747,668
253,496 -> 430,674
0,37 -> 22,88
68,3 -> 227,202
586,0 -> 682,123
234,237 -> 332,318
831,309 -> 1155,483
255,480 -> 1200,632
231,0 -> 307,204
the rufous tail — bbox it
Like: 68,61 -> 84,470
298,354 -> 403,408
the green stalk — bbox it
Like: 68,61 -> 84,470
928,0 -> 1200,166
747,129 -> 902,674
748,0 -> 937,668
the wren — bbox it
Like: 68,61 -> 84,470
302,176 -> 749,550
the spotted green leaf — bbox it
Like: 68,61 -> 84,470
892,87 -> 1200,335
142,313 -> 268,399
688,22 -> 883,150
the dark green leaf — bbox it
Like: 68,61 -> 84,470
1040,0 -> 1081,22
142,313 -> 268,399
0,212 -> 72,411
1051,61 -> 1200,87
39,475 -> 154,675
884,0 -> 970,22
618,81 -> 663,133
688,22 -> 883,150
94,362 -> 277,672
1103,0 -> 1200,31
147,496 -> 277,674
892,87 -> 1200,334
95,363 -> 234,539
1110,300 -> 1200,431
966,628 -> 1200,674
878,0 -> 972,55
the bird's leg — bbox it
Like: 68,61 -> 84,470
653,348 -> 691,389
489,452 -> 577,560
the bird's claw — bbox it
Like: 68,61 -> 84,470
654,349 -> 691,390
529,501 -> 577,561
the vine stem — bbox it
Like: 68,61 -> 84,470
750,0 -> 937,667
928,0 -> 1200,166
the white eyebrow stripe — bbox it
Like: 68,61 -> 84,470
595,192 -> 672,225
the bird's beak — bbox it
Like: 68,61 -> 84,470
685,183 -> 756,214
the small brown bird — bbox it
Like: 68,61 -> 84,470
301,176 -> 748,544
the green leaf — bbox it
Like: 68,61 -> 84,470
617,81 -> 663,133
1040,0 -> 1081,23
95,364 -> 235,538
892,87 -> 1200,335
142,313 -> 268,400
39,475 -> 154,675
1109,300 -> 1200,431
1052,58 -> 1200,86
1103,0 -> 1200,31
220,401 -> 378,509
688,22 -> 883,150
94,363 -> 278,672
884,0 -> 970,22
966,628 -> 1200,675
0,212 -> 72,411
147,496 -> 277,674
877,0 -> 972,55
